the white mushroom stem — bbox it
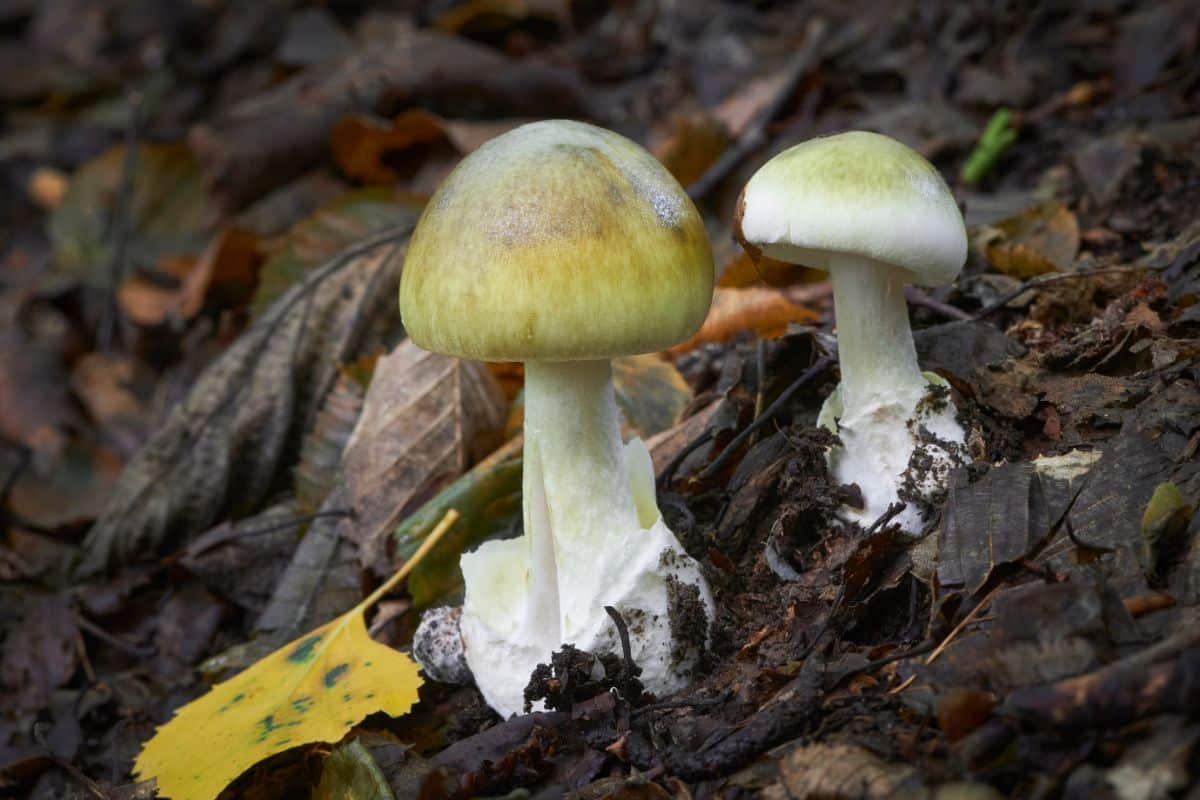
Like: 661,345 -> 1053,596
455,358 -> 712,717
828,253 -> 928,418
522,359 -> 641,633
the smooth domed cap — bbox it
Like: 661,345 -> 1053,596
400,120 -> 713,361
735,131 -> 967,286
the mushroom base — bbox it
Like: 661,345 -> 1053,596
818,373 -> 968,534
457,359 -> 713,718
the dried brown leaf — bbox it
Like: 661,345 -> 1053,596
341,340 -> 506,574
667,287 -> 821,355
976,201 -> 1080,279
78,226 -> 412,576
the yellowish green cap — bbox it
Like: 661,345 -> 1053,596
399,120 -> 714,361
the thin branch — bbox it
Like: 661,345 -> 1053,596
99,90 -> 142,353
906,286 -> 972,321
695,356 -> 833,481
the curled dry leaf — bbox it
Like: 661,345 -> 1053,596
652,111 -> 730,188
331,110 -> 524,188
190,30 -> 597,209
341,340 -> 506,575
975,201 -> 1080,279
667,286 -> 822,355
612,354 -> 693,440
78,225 -> 414,576
118,227 -> 262,326
718,250 -> 823,289
332,110 -> 457,186
255,486 -> 364,641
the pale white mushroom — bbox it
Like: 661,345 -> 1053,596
735,131 -> 970,533
400,120 -> 715,717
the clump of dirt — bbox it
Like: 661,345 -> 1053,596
765,426 -> 856,575
523,644 -> 645,713
664,573 -> 710,671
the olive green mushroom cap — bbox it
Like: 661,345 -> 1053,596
400,120 -> 714,362
735,131 -> 967,286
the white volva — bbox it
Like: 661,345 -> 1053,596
737,131 -> 971,533
459,360 -> 712,718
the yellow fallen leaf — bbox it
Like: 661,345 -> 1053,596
134,510 -> 459,800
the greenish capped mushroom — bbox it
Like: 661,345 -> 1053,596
735,131 -> 971,533
401,120 -> 715,718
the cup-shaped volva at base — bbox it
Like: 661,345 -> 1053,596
819,374 -> 968,535
459,521 -> 713,719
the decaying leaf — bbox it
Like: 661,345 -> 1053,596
974,201 -> 1080,279
190,31 -> 596,209
117,227 -> 262,326
652,111 -> 730,188
612,354 -> 692,440
937,463 -> 1047,594
255,486 -> 363,643
295,363 -> 372,514
134,512 -> 456,800
341,340 -> 506,574
79,225 -> 413,576
251,189 -> 422,317
46,143 -> 216,292
667,287 -> 821,355
718,250 -> 823,289
765,742 -> 924,799
178,499 -> 306,617
330,110 -> 520,188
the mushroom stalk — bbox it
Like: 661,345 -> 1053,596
522,359 -> 639,630
828,253 -> 927,418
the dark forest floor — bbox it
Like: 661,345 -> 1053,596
2,1 -> 1200,798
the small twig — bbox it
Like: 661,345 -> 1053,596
632,691 -> 731,718
33,722 -> 110,800
754,337 -> 766,420
906,287 -> 972,321
695,356 -> 834,481
99,90 -> 143,353
863,639 -> 939,672
864,502 -> 906,535
656,427 -> 714,490
924,585 -> 1002,666
75,614 -> 156,660
1062,516 -> 1115,554
604,605 -> 636,679
687,18 -> 827,199
970,265 -> 1161,320
74,629 -> 98,683
182,509 -> 354,558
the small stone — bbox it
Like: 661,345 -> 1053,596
412,606 -> 472,685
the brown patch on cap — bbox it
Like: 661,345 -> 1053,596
732,186 -> 762,263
